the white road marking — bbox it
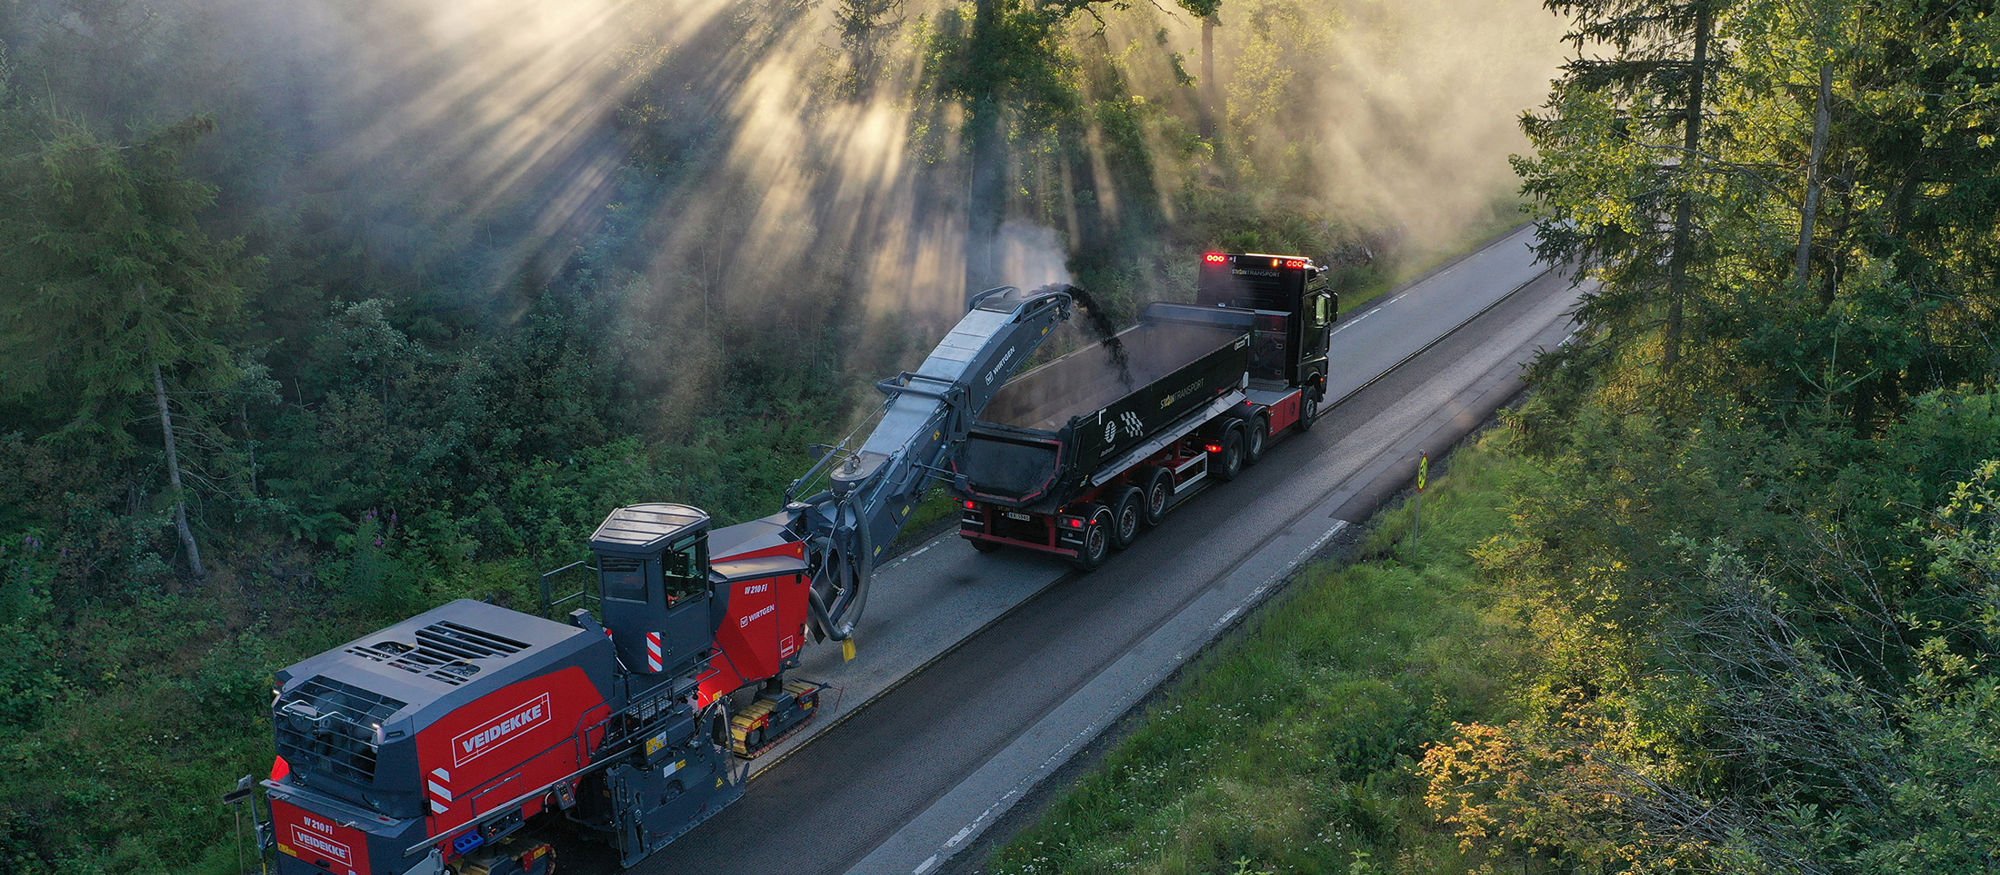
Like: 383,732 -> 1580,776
1331,311 -> 1374,335
909,518 -> 1352,871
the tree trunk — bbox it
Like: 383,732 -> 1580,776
1797,61 -> 1833,297
1200,14 -> 1219,142
153,362 -> 206,579
962,0 -> 1006,303
1662,1 -> 1712,370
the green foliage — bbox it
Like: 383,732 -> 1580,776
0,116 -> 250,452
995,433 -> 1541,874
0,542 -> 63,730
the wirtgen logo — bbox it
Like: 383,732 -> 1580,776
452,693 -> 551,767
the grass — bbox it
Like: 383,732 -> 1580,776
1338,199 -> 1530,314
989,427 -> 1543,874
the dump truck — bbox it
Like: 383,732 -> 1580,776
953,252 -> 1335,568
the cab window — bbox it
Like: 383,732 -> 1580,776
1311,294 -> 1332,328
661,536 -> 708,604
600,557 -> 647,602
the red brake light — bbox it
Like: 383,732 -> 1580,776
1067,518 -> 1084,528
1205,443 -> 1223,454
1203,252 -> 1227,264
964,500 -> 977,509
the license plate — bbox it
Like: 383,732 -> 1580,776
1004,511 -> 1033,522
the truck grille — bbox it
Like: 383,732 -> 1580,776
344,620 -> 528,685
275,676 -> 406,785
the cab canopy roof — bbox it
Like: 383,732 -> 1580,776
590,503 -> 710,557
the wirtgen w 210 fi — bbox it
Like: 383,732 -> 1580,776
252,286 -> 1078,875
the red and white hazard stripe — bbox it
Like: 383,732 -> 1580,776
646,631 -> 663,672
426,767 -> 452,815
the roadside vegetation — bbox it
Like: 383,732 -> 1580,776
1001,0 -> 2000,871
994,429 -> 1538,873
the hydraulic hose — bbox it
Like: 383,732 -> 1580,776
805,499 -> 872,641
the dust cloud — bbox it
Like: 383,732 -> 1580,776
1093,0 -> 1564,262
125,0 -> 1560,421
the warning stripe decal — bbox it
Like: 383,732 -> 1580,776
426,766 -> 453,816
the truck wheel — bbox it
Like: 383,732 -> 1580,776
1215,427 -> 1245,482
1072,505 -> 1113,571
1297,390 -> 1322,432
1244,415 -> 1269,466
1141,468 -> 1172,527
1111,487 -> 1144,550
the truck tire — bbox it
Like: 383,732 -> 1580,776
1297,388 -> 1322,432
1244,414 -> 1269,466
1141,467 -> 1172,527
1215,426 -> 1245,482
1072,505 -> 1113,571
1111,487 -> 1144,550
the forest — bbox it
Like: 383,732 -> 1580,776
2,0 -> 1994,871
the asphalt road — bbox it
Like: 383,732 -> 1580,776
566,225 -> 1577,874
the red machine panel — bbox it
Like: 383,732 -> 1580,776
272,796 -> 374,875
700,572 -> 809,705
414,666 -> 610,843
1264,389 -> 1303,433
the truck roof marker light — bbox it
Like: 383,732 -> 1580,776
1203,252 -> 1227,264
1284,259 -> 1307,269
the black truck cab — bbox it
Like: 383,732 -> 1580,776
1196,252 -> 1335,390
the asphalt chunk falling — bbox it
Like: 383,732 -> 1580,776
1034,283 -> 1133,390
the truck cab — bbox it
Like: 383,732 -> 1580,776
1196,252 -> 1335,394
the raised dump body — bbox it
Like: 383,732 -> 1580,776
955,307 -> 1251,513
954,253 -> 1336,570
956,309 -> 1248,509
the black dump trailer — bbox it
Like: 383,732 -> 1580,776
953,252 -> 1337,569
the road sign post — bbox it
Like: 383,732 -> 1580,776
1411,450 -> 1428,556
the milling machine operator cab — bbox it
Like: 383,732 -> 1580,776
589,503 -> 725,677
1196,252 -> 1336,389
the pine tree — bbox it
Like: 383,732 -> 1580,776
0,116 -> 253,578
1517,0 -> 1730,369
